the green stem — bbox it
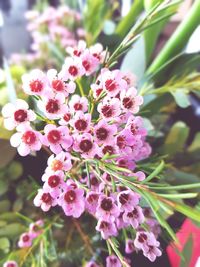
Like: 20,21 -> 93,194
147,0 -> 200,73
76,79 -> 85,96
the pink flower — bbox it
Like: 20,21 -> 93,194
116,212 -> 129,230
43,124 -> 73,154
96,220 -> 118,239
125,115 -> 147,137
71,111 -> 91,133
94,120 -> 117,145
29,219 -> 44,238
59,57 -> 85,80
80,50 -> 99,76
73,133 -> 99,159
91,83 -> 104,99
123,206 -> 144,228
42,171 -> 66,198
115,129 -> 135,155
89,43 -> 106,63
143,245 -> 162,262
122,71 -> 137,87
67,40 -> 87,57
47,69 -> 76,97
3,261 -> 18,267
97,97 -> 121,121
117,190 -> 140,212
2,99 -> 36,130
22,69 -> 48,96
58,186 -> 85,218
85,191 -> 100,214
116,157 -> 135,171
34,188 -> 57,212
38,93 -> 67,120
125,239 -> 135,254
100,69 -> 127,97
10,125 -> 43,156
134,231 -> 160,252
18,232 -> 33,248
120,87 -> 143,114
45,151 -> 72,173
59,111 -> 72,126
106,255 -> 122,267
96,195 -> 120,222
69,94 -> 88,113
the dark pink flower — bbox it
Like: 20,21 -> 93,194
123,206 -> 144,228
96,195 -> 120,222
106,255 -> 122,267
96,220 -> 118,239
117,190 -> 140,212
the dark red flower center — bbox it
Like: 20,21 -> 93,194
96,88 -> 103,97
105,79 -> 116,92
22,234 -> 30,242
100,198 -> 113,211
127,208 -> 138,218
74,103 -> 83,110
29,79 -> 43,92
88,194 -> 99,204
73,50 -> 81,56
82,60 -> 90,71
110,258 -> 117,264
99,221 -> 109,230
91,176 -> 99,186
41,192 -> 52,204
101,105 -> 113,118
63,113 -> 71,122
119,193 -> 129,205
47,130 -> 61,144
14,109 -> 28,122
96,127 -> 108,140
138,233 -> 148,243
46,99 -> 59,114
116,136 -> 126,149
79,139 -> 93,153
48,175 -> 60,188
52,79 -> 64,92
102,145 -> 114,155
68,65 -> 78,76
7,263 -> 16,267
93,53 -> 100,60
123,97 -> 134,109
22,131 -> 36,145
64,190 -> 76,203
130,124 -> 138,135
74,119 -> 87,131
118,159 -> 127,168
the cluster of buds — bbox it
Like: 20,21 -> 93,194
3,220 -> 44,267
2,40 -> 161,265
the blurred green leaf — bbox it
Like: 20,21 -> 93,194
120,36 -> 146,80
0,200 -> 11,212
0,118 -> 13,140
13,198 -> 23,212
0,237 -> 10,253
161,121 -> 189,155
188,133 -> 200,152
0,223 -> 26,238
7,161 -> 23,180
0,179 -> 9,196
171,90 -> 190,108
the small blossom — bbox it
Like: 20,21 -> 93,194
18,232 -> 33,248
94,120 -> 117,145
117,190 -> 140,212
106,255 -> 122,267
42,171 -> 66,198
71,111 -> 91,133
60,57 -> 85,80
125,239 -> 135,254
45,151 -> 72,173
123,206 -> 144,228
85,261 -> 100,267
58,186 -> 85,218
3,261 -> 18,267
47,69 -> 76,97
85,191 -> 100,214
96,220 -> 118,239
120,87 -> 143,114
143,245 -> 162,262
22,69 -> 48,96
69,94 -> 88,113
29,219 -> 44,238
97,97 -> 121,121
96,195 -> 120,222
81,50 -> 99,75
43,124 -> 73,154
10,125 -> 42,156
34,188 -> 57,212
2,99 -> 36,130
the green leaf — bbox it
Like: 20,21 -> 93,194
0,117 -> 13,140
115,0 -> 143,40
120,36 -> 146,80
0,223 -> 26,238
161,121 -> 189,155
180,235 -> 193,267
0,237 -> 10,253
173,202 -> 200,222
188,133 -> 200,152
0,200 -> 11,212
142,160 -> 164,183
7,161 -> 23,180
171,90 -> 190,108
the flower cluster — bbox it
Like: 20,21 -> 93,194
10,5 -> 85,68
3,220 -> 44,267
18,219 -> 44,248
2,40 -> 161,265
